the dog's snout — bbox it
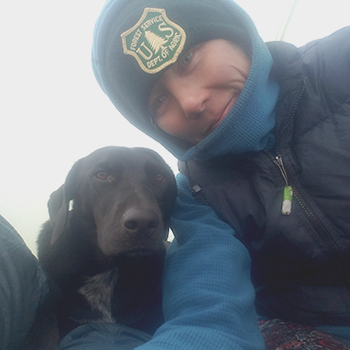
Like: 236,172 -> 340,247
123,209 -> 159,237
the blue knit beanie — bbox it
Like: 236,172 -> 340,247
93,1 -> 251,144
92,0 -> 279,161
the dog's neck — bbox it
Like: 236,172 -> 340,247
77,269 -> 118,323
65,252 -> 165,335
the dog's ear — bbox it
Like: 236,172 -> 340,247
48,161 -> 81,245
48,185 -> 68,245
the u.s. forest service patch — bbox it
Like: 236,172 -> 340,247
121,8 -> 187,74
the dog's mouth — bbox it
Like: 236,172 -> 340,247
111,247 -> 167,275
96,224 -> 168,257
119,246 -> 166,259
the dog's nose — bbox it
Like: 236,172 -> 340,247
123,209 -> 159,237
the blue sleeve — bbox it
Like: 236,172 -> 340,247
136,173 -> 265,350
0,215 -> 48,350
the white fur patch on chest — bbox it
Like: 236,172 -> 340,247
77,269 -> 118,323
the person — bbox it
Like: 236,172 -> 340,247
1,1 -> 349,350
91,0 -> 350,348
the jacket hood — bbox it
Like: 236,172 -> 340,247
92,0 -> 279,161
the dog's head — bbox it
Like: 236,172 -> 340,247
47,146 -> 177,257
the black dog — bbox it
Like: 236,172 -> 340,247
22,146 -> 177,349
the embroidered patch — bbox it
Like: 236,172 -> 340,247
121,8 -> 186,74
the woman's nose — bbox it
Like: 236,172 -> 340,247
175,86 -> 209,119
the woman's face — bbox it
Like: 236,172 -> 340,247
149,39 -> 251,145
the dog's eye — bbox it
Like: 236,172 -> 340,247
95,171 -> 110,181
155,173 -> 167,183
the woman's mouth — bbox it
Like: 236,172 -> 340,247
207,97 -> 237,135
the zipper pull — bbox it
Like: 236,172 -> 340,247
274,155 -> 293,215
282,185 -> 293,215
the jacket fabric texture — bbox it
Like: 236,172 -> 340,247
179,28 -> 350,327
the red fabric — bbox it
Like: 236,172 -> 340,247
259,319 -> 350,350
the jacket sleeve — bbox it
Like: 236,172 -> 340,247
0,215 -> 48,350
136,173 -> 265,350
301,26 -> 350,96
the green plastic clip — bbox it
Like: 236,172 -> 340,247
282,186 -> 293,215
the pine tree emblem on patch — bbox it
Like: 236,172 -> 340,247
121,8 -> 186,74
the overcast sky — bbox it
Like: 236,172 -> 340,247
1,0 -> 349,254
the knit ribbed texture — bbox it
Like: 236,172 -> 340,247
135,173 -> 265,349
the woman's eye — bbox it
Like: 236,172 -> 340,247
155,95 -> 166,108
150,93 -> 167,119
95,171 -> 110,180
181,51 -> 193,66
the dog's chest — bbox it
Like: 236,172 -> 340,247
76,269 -> 118,324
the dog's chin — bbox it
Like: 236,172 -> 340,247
119,245 -> 166,259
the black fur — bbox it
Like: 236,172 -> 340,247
21,146 -> 177,349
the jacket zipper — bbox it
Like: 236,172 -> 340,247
273,155 -> 293,215
268,78 -> 343,258
268,79 -> 306,215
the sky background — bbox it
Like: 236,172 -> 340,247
1,0 -> 349,254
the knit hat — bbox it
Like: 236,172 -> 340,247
92,0 -> 251,150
